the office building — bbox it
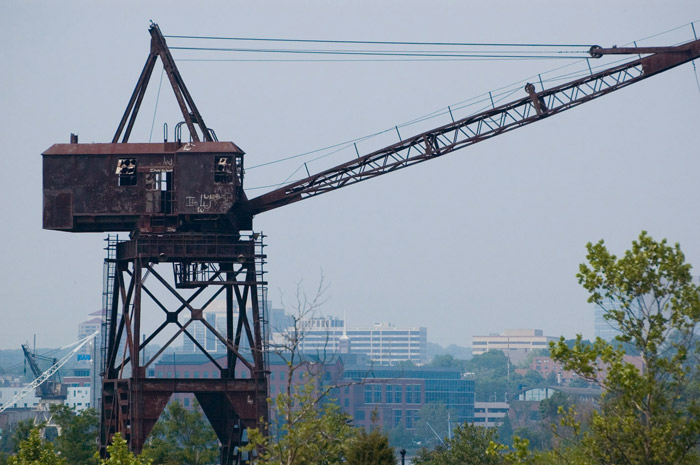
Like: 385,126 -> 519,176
472,401 -> 509,427
593,297 -> 623,342
472,329 -> 556,363
274,316 -> 428,365
340,366 -> 475,430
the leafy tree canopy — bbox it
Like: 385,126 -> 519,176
7,428 -> 65,465
346,429 -> 396,465
550,231 -> 700,465
413,423 -> 500,465
50,405 -> 99,465
100,433 -> 150,465
141,400 -> 218,465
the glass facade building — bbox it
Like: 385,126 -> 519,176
341,367 -> 475,427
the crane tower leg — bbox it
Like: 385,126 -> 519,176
99,233 -> 268,465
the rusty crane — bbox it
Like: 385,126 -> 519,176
41,23 -> 700,465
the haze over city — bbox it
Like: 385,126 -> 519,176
2,1 -> 699,351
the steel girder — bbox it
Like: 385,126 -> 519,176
99,234 -> 267,465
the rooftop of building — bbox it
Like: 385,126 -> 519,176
343,366 -> 467,381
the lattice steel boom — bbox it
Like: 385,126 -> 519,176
249,39 -> 700,215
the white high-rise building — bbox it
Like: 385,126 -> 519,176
472,329 -> 556,362
181,300 -> 260,353
182,300 -> 228,353
273,316 -> 428,365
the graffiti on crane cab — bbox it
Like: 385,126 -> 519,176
186,193 -> 228,212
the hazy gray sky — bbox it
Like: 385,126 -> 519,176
1,1 -> 699,350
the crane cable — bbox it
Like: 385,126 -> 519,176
159,21 -> 699,188
164,35 -> 594,48
164,35 -> 596,60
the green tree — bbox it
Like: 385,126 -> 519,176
498,415 -> 514,446
243,279 -> 356,465
568,377 -> 591,388
346,429 -> 396,465
8,428 -> 65,465
520,370 -> 545,390
413,423 -> 500,465
428,355 -> 468,371
463,350 -> 520,402
550,231 -> 700,465
245,381 -> 355,465
414,403 -> 451,449
538,392 -> 570,422
50,405 -> 99,465
387,425 -> 414,454
0,420 -> 34,454
100,433 -> 150,465
141,400 -> 218,465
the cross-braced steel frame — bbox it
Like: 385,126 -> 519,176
99,233 -> 268,465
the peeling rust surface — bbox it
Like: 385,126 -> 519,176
42,142 -> 247,233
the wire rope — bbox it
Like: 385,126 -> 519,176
149,67 -> 165,143
164,34 -> 594,48
170,46 -> 588,59
167,22 -> 699,190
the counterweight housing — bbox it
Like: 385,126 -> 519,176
42,141 -> 251,234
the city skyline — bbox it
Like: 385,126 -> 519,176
2,2 -> 700,350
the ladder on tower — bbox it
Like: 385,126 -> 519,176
101,235 -> 119,378
254,232 -> 269,366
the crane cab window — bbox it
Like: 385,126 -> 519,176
116,159 -> 137,186
214,156 -> 233,184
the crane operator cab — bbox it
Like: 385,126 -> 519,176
42,139 -> 252,235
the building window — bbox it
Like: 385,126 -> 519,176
393,409 -> 402,427
116,159 -> 137,186
184,398 -> 190,407
344,398 -> 350,407
406,384 -> 421,404
365,384 -> 382,404
214,156 -> 233,184
194,371 -> 199,378
405,410 -> 418,429
355,410 -> 365,421
203,371 -> 209,378
184,371 -> 190,378
386,384 -> 402,403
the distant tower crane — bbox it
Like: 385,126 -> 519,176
22,344 -> 66,404
1,333 -> 97,415
41,23 -> 700,465
22,344 -> 67,434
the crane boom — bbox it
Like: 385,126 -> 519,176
22,344 -> 54,397
0,332 -> 98,414
249,38 -> 700,215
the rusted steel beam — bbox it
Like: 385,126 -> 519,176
589,44 -> 694,57
99,235 -> 268,465
112,23 -> 213,143
249,37 -> 700,215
